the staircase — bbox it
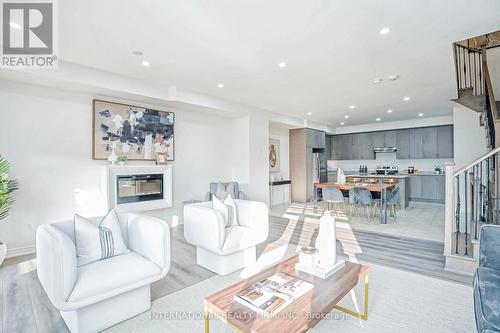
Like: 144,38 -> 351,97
444,34 -> 500,274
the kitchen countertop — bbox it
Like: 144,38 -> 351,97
327,170 -> 445,177
342,173 -> 409,179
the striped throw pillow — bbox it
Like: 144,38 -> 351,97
75,209 -> 129,266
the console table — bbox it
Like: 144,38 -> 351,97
269,180 -> 291,207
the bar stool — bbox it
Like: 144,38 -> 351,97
383,178 -> 399,184
348,188 -> 377,221
346,177 -> 362,184
386,187 -> 400,221
364,178 -> 379,184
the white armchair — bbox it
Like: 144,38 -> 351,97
36,213 -> 170,333
184,199 -> 269,275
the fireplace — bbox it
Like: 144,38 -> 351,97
104,165 -> 172,212
116,174 -> 164,204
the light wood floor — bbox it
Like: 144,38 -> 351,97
0,215 -> 472,332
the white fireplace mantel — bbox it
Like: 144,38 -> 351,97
103,164 -> 173,213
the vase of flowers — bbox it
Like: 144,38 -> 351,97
0,155 -> 19,266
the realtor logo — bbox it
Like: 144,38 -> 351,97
1,0 -> 57,68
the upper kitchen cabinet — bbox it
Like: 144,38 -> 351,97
407,125 -> 452,159
384,130 -> 397,147
396,129 -> 410,159
330,125 -> 453,161
353,132 -> 374,160
373,130 -> 397,148
437,125 -> 454,158
331,133 -> 375,160
306,129 -> 325,148
331,134 -> 353,160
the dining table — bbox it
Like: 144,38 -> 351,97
314,182 -> 395,224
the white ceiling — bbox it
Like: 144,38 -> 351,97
58,0 -> 500,126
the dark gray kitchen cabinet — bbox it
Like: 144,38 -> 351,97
421,176 -> 438,200
372,131 -> 385,147
422,127 -> 438,158
384,130 -> 397,147
437,125 -> 454,158
330,125 -> 453,161
409,128 -> 425,159
436,176 -> 445,202
325,135 -> 332,160
396,129 -> 410,159
306,129 -> 325,148
408,175 -> 445,203
353,132 -> 374,160
408,176 -> 422,199
334,134 -> 353,160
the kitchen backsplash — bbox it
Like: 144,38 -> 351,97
327,152 -> 453,172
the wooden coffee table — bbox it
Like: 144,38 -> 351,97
203,255 -> 370,333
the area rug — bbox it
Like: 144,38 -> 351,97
105,244 -> 475,333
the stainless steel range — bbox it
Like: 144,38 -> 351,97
374,165 -> 399,175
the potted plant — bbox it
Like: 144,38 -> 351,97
0,155 -> 18,266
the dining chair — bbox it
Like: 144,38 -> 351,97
322,187 -> 346,215
386,187 -> 400,222
348,188 -> 377,221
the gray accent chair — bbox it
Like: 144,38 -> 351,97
205,182 -> 244,201
474,225 -> 500,333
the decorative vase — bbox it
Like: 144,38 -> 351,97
319,210 -> 336,267
0,241 -> 7,266
107,141 -> 118,164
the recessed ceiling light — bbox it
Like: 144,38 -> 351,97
306,112 -> 312,116
373,78 -> 382,84
9,22 -> 21,29
217,83 -> 224,88
403,96 -> 411,101
379,27 -> 390,35
278,62 -> 287,68
141,60 -> 150,67
349,105 -> 356,109
376,118 -> 381,122
418,113 -> 424,117
387,109 -> 393,113
388,74 -> 399,81
132,50 -> 143,56
340,122 -> 345,126
344,115 -> 349,119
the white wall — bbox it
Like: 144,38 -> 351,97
0,80 -> 233,255
452,105 -> 488,170
269,122 -> 290,206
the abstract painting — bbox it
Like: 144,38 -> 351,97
269,139 -> 280,173
93,100 -> 174,161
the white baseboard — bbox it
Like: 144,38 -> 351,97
6,244 -> 36,259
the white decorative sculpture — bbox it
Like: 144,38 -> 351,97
319,210 -> 336,266
295,210 -> 344,279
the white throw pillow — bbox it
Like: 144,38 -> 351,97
215,182 -> 235,200
224,194 -> 239,227
212,194 -> 239,228
212,195 -> 230,227
75,209 -> 129,266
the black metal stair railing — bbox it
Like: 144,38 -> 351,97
453,152 -> 499,256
